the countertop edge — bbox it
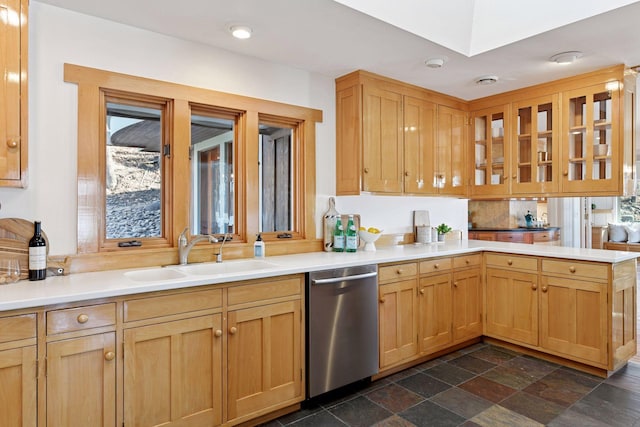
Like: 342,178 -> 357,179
1,241 -> 637,311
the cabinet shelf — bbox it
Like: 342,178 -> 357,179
569,126 -> 586,134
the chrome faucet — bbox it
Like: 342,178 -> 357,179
178,227 -> 216,265
214,232 -> 231,263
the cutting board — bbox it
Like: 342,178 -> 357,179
0,218 -> 49,280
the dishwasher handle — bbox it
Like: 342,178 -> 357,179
311,271 -> 377,285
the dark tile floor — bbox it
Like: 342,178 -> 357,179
263,344 -> 640,427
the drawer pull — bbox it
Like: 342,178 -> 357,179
569,266 -> 576,273
507,259 -> 513,265
465,259 -> 470,264
433,264 -> 439,269
215,330 -> 222,337
229,327 -> 237,335
396,269 -> 403,275
104,351 -> 115,361
77,314 -> 89,324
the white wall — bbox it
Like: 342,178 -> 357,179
0,2 -> 468,256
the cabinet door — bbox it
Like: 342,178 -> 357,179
561,83 -> 620,193
485,268 -> 539,346
123,314 -> 223,427
404,96 -> 436,194
336,84 -> 362,195
540,276 -> 608,366
379,280 -> 419,368
0,346 -> 36,427
452,268 -> 483,342
0,0 -> 26,186
227,300 -> 302,422
362,85 -> 404,193
46,333 -> 116,427
512,95 -> 559,195
418,274 -> 452,354
437,105 -> 467,196
470,105 -> 511,197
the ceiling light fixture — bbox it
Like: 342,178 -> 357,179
230,25 -> 252,39
549,51 -> 582,64
425,58 -> 445,68
475,75 -> 498,86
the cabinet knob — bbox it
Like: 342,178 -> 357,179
7,139 -> 18,149
532,284 -> 537,291
379,297 -> 386,303
569,266 -> 576,273
419,289 -> 425,295
215,329 -> 222,337
465,259 -> 470,264
229,326 -> 237,335
507,259 -> 513,265
453,282 -> 458,287
512,175 -> 517,179
364,168 -> 369,174
104,351 -> 115,361
433,264 -> 439,269
396,269 -> 403,275
404,171 -> 410,177
542,286 -> 548,293
563,171 -> 568,176
77,314 -> 89,324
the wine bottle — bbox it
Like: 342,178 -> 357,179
345,215 -> 357,253
333,217 -> 344,252
28,221 -> 47,281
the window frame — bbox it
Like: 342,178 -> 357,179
65,63 -> 321,268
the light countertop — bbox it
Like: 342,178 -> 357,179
1,240 -> 637,311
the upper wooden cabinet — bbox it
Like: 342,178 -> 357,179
0,0 -> 27,187
469,65 -> 633,198
336,70 -> 468,196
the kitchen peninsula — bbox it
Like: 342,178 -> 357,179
0,241 -> 636,426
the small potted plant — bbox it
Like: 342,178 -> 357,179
436,223 -> 451,242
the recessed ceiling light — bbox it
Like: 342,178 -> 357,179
475,75 -> 498,86
425,58 -> 445,68
230,25 -> 252,39
549,51 -> 583,64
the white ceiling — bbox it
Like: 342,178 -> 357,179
35,0 -> 640,100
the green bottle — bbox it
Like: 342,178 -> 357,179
333,217 -> 344,252
346,215 -> 357,253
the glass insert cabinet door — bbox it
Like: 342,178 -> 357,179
471,105 -> 510,196
562,83 -> 619,192
512,95 -> 559,194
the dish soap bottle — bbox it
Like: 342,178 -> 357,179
254,234 -> 265,258
346,215 -> 357,253
333,217 -> 344,252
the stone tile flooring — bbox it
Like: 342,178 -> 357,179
263,344 -> 640,427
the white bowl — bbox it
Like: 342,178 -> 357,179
358,229 -> 382,251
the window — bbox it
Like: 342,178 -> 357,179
66,64 -> 321,265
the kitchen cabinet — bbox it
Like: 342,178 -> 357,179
123,315 -> 223,427
335,70 -> 468,196
0,313 -> 37,427
378,262 -> 419,369
512,95 -> 559,194
418,272 -> 452,354
469,229 -> 560,245
0,0 -> 28,187
485,254 -> 539,346
561,83 -> 620,193
470,105 -> 511,197
452,255 -> 483,342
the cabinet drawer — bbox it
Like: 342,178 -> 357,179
379,262 -> 418,283
496,232 -> 532,244
419,258 -> 452,274
0,314 -> 36,343
533,231 -> 559,242
542,259 -> 608,280
47,303 -> 116,335
485,253 -> 537,271
227,276 -> 302,306
453,254 -> 482,269
124,289 -> 222,323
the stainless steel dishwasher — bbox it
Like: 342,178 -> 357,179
306,264 -> 379,398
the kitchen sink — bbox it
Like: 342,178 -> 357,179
124,268 -> 188,282
171,259 -> 280,276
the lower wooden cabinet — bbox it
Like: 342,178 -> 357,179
452,267 -> 483,342
485,268 -> 539,346
379,279 -> 419,368
0,346 -> 37,427
418,273 -> 452,354
123,315 -> 223,427
227,300 -> 302,423
46,332 -> 116,427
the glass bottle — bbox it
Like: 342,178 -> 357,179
333,217 -> 344,252
29,221 -> 47,281
323,197 -> 340,252
345,215 -> 357,253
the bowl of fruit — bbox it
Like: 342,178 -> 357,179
358,227 -> 383,251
